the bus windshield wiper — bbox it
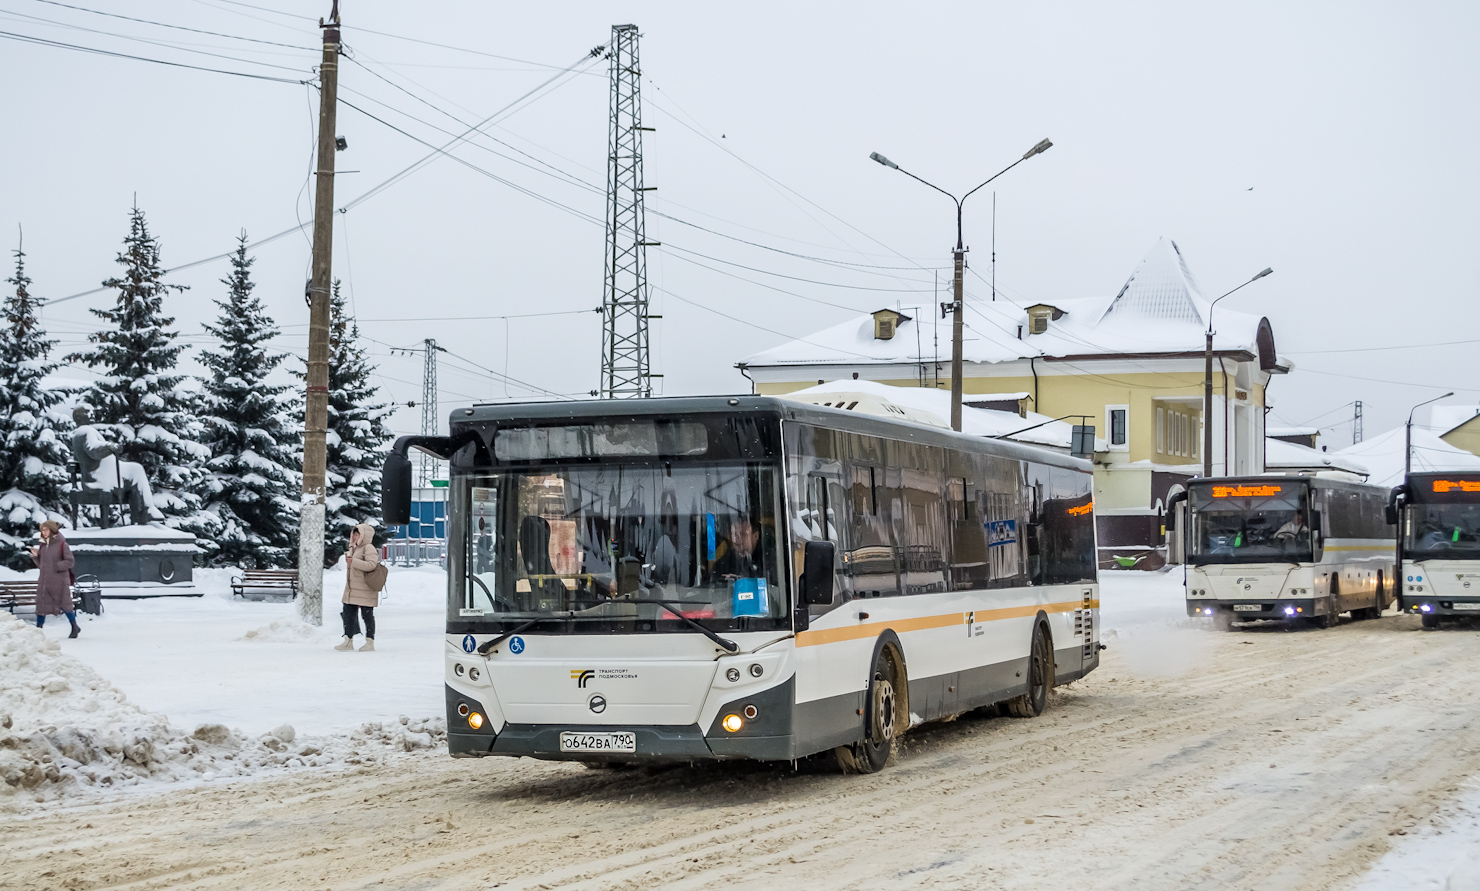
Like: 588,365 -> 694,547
478,617 -> 562,655
619,598 -> 740,653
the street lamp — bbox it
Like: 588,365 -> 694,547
870,139 -> 1053,431
1202,267 -> 1274,478
1407,391 -> 1454,475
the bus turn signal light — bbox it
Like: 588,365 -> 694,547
468,712 -> 485,730
722,714 -> 743,733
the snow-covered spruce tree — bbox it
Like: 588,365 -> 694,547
322,280 -> 393,565
0,240 -> 74,569
195,234 -> 300,569
67,204 -> 216,544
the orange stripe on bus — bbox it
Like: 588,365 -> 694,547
795,599 -> 1089,648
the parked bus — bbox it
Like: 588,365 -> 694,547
383,396 -> 1100,773
1175,476 -> 1395,628
1387,472 -> 1480,628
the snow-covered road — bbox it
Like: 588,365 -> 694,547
3,569 -> 1477,889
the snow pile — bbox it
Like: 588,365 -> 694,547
239,618 -> 327,643
0,612 -> 446,807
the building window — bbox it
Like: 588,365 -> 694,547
1156,407 -> 1165,454
1108,406 -> 1128,450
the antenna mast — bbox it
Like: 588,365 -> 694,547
420,338 -> 440,485
600,24 -> 655,398
1353,400 -> 1363,445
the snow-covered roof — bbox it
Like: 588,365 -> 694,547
1268,426 -> 1320,438
1264,437 -> 1369,477
1332,426 -> 1480,489
780,380 -> 1105,451
740,238 -> 1286,372
1423,405 -> 1480,436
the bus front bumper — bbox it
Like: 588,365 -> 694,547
1186,599 -> 1320,619
446,677 -> 797,763
1399,597 -> 1480,618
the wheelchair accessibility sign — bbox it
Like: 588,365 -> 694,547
509,636 -> 526,654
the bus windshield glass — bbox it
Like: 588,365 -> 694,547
1405,504 -> 1480,560
1189,482 -> 1311,564
449,463 -> 786,634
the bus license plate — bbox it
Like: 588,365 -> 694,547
1452,602 -> 1480,611
1233,604 -> 1263,612
560,732 -> 636,753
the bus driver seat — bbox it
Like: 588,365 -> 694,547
518,515 -> 566,607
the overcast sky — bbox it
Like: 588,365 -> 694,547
2,1 -> 1476,443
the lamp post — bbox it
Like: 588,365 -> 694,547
1202,267 -> 1274,478
870,139 -> 1053,431
1407,391 -> 1454,475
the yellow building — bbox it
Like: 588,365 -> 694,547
737,238 -> 1290,567
1428,406 -> 1480,459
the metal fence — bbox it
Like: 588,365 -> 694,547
381,538 -> 446,568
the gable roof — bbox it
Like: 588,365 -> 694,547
1100,238 -> 1206,326
739,237 -> 1286,372
1332,426 -> 1480,488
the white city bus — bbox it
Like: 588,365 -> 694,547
383,396 -> 1100,773
1388,472 -> 1480,628
1176,476 -> 1395,628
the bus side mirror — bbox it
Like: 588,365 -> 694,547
1165,511 -> 1176,531
802,540 -> 836,605
1384,504 -> 1398,526
382,452 -> 413,526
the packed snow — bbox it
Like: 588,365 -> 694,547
0,564 -> 450,808
1,560 -> 1475,886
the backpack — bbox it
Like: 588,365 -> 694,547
365,561 -> 388,593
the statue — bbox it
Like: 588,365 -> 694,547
70,406 -> 164,525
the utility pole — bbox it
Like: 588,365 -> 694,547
1202,267 -> 1274,478
869,140 -> 1052,431
1353,400 -> 1363,444
601,24 -> 656,398
419,338 -> 441,486
297,2 -> 341,626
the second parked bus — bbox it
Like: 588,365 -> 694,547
1178,476 -> 1395,627
1388,472 -> 1480,628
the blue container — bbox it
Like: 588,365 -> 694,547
732,578 -> 769,617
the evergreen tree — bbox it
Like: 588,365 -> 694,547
322,280 -> 393,565
0,240 -> 73,569
67,204 -> 215,540
196,234 -> 300,568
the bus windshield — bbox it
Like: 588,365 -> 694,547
448,463 -> 787,634
1404,504 -> 1480,561
1189,482 -> 1311,564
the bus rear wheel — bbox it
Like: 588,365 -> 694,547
1005,625 -> 1054,718
836,646 -> 903,774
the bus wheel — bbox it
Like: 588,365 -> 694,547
1421,614 -> 1442,630
1006,624 -> 1054,718
835,647 -> 903,774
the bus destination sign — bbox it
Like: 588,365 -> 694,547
1210,484 -> 1283,498
1433,479 -> 1480,494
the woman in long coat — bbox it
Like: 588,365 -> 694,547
30,520 -> 79,638
335,523 -> 382,652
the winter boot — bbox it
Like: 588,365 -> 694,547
68,622 -> 81,639
334,636 -> 355,651
358,638 -> 375,652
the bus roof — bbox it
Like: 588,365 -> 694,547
455,395 -> 1092,474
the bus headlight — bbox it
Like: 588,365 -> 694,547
468,712 -> 485,730
1420,603 -> 1433,613
1284,607 -> 1296,616
1203,608 -> 1214,616
722,714 -> 744,733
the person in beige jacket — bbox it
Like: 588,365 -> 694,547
336,523 -> 382,652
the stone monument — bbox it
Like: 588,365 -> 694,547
66,407 -> 198,593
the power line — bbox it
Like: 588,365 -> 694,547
0,28 -> 308,82
0,8 -> 309,70
27,0 -> 314,49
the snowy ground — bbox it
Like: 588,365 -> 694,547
2,564 -> 1477,888
30,565 -> 450,733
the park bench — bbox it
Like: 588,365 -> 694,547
231,569 -> 300,600
0,580 -> 87,615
